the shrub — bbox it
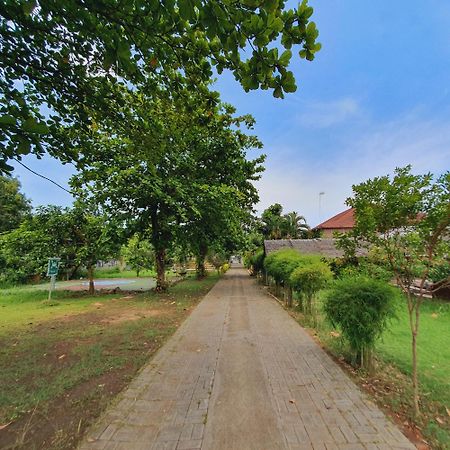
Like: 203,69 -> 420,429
264,249 -> 304,287
428,260 -> 450,283
327,256 -> 358,278
248,248 -> 265,276
323,276 -> 397,370
221,263 -> 230,273
290,261 -> 332,315
264,250 -> 324,306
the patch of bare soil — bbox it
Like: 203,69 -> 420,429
99,309 -> 165,325
0,302 -> 175,449
0,366 -> 136,450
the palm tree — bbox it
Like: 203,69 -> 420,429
283,211 -> 310,239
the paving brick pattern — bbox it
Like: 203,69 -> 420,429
79,268 -> 415,450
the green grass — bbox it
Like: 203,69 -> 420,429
0,273 -> 219,448
377,298 -> 450,406
0,288 -> 121,335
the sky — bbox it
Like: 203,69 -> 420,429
11,0 -> 450,227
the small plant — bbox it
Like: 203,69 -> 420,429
323,275 -> 397,371
121,234 -> 154,277
248,249 -> 265,276
208,251 -> 229,275
264,249 -> 304,301
290,261 -> 332,319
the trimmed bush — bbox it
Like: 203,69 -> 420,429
264,249 -> 302,286
290,261 -> 332,315
250,249 -> 265,276
264,250 -> 324,306
323,276 -> 396,370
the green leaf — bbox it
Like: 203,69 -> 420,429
0,115 -> 17,126
117,40 -> 131,59
22,118 -> 49,134
281,71 -> 297,93
179,0 -> 195,21
22,1 -> 37,16
267,14 -> 284,33
17,138 -> 31,154
279,49 -> 292,67
273,86 -> 284,99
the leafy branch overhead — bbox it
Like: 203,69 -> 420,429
0,0 -> 320,172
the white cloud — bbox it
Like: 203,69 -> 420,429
295,97 -> 361,128
255,111 -> 450,227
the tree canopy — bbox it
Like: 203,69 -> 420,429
0,203 -> 120,286
72,92 -> 264,290
260,203 -> 310,239
338,165 -> 450,416
0,175 -> 31,233
0,0 -> 320,172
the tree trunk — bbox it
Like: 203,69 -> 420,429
155,248 -> 167,292
406,292 -> 421,417
412,328 -> 419,417
136,268 -> 140,277
286,286 -> 293,308
68,263 -> 81,280
360,346 -> 374,374
87,265 -> 95,295
196,244 -> 208,279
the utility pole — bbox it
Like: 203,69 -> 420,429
318,192 -> 325,225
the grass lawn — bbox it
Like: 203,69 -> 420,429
284,288 -> 450,449
0,289 -> 121,334
378,298 -> 450,407
0,273 -> 219,450
377,298 -> 450,447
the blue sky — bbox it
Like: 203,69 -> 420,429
12,0 -> 450,227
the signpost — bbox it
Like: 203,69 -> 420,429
47,257 -> 60,301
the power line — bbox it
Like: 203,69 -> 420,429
12,157 -> 73,195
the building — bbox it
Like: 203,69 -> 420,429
314,208 -> 355,238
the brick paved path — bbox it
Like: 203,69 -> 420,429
80,268 -> 415,450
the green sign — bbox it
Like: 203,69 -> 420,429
47,258 -> 60,276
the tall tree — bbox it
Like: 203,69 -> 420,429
260,204 -> 311,239
338,166 -> 450,416
72,93 -> 263,291
0,0 -> 320,172
0,175 -> 31,232
68,203 -> 121,294
261,203 -> 285,239
0,203 -> 120,287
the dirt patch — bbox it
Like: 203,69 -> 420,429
0,315 -> 166,450
0,276 -> 218,450
99,309 -> 165,325
0,365 -> 142,450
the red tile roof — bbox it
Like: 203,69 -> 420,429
315,208 -> 355,230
